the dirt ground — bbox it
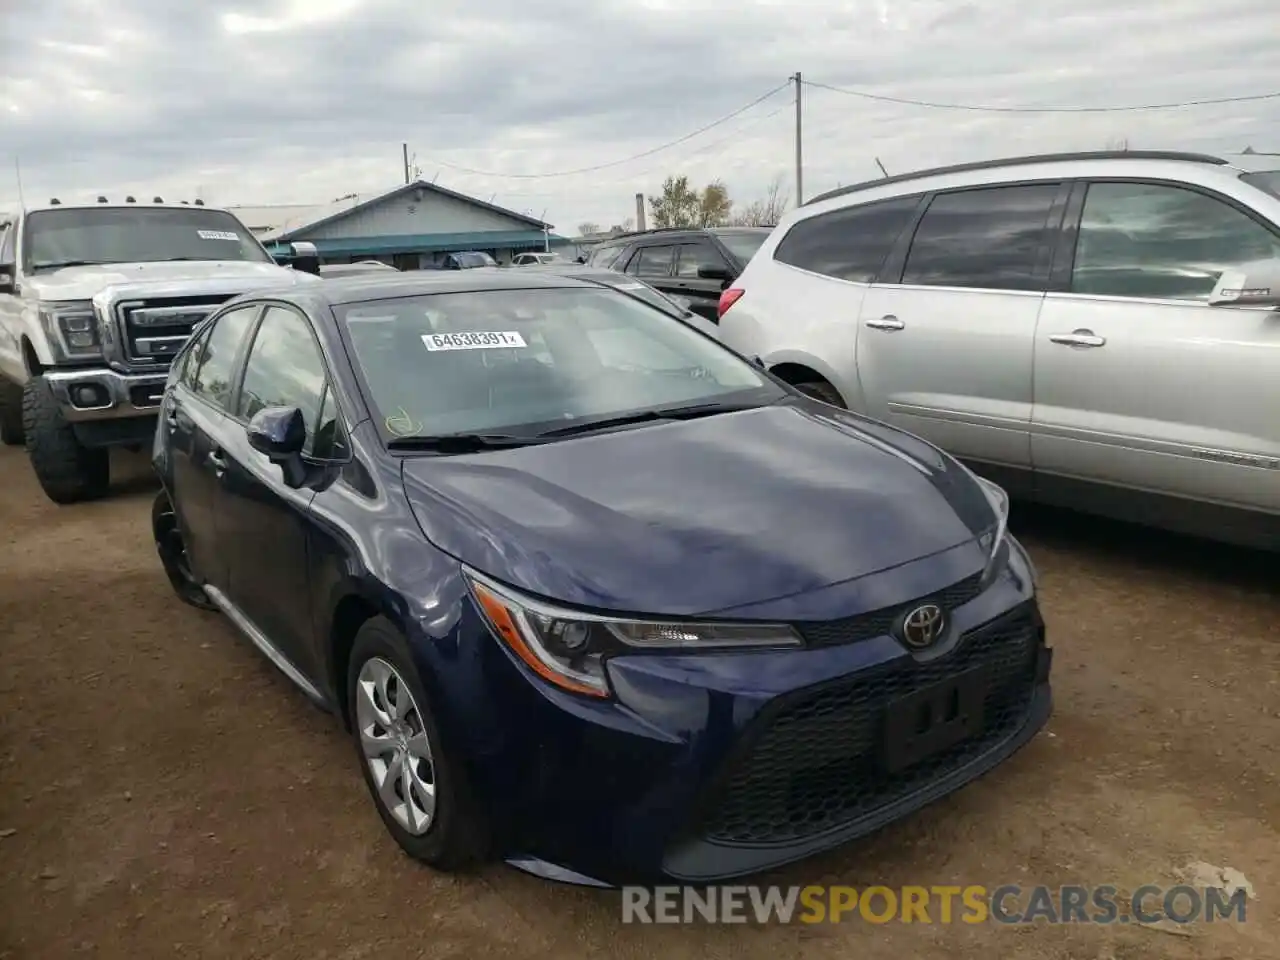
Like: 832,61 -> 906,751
0,445 -> 1276,960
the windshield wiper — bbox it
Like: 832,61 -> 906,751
31,259 -> 112,270
535,400 -> 762,439
387,432 -> 545,452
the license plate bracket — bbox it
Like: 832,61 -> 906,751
883,665 -> 989,773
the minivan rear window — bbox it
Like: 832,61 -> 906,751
773,195 -> 920,283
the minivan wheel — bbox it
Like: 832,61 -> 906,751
795,380 -> 846,408
348,617 -> 489,870
151,491 -> 217,610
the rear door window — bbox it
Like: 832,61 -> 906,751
901,183 -> 1061,291
627,245 -> 676,279
189,305 -> 259,411
675,242 -> 729,278
774,195 -> 920,283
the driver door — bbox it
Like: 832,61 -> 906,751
1032,179 -> 1280,513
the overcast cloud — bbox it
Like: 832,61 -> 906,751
3,0 -> 1279,230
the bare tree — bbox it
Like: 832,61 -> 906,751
577,221 -> 601,237
728,175 -> 790,226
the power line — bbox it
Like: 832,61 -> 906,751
803,79 -> 1280,114
489,102 -> 793,201
417,80 -> 792,180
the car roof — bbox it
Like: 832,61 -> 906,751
291,267 -> 599,306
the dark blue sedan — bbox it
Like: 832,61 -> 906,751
150,269 -> 1051,886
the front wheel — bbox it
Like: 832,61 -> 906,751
22,376 -> 110,503
794,379 -> 846,408
348,617 -> 489,871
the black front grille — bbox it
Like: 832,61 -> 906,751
698,604 -> 1042,846
796,571 -> 985,648
117,294 -> 236,366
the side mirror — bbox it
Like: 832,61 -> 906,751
0,265 -> 15,295
247,405 -> 308,487
289,241 -> 321,276
750,355 -> 765,369
1208,259 -> 1280,307
697,264 -> 732,282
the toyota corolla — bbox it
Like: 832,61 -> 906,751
150,269 -> 1052,886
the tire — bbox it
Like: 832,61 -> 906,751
795,379 -> 846,408
348,617 -> 489,871
0,380 -> 23,446
21,377 -> 110,504
151,490 -> 217,610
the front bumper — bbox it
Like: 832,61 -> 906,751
426,537 -> 1053,886
44,367 -> 166,423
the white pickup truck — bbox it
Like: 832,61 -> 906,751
0,198 -> 322,503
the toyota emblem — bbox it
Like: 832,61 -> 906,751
900,603 -> 946,649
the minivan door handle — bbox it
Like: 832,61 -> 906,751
1049,329 -> 1106,348
207,449 -> 227,477
865,316 -> 905,331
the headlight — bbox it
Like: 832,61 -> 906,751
466,571 -> 802,699
969,472 -> 1011,586
38,301 -> 102,360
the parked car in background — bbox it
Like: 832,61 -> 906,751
587,226 -> 771,324
320,261 -> 399,278
717,150 -> 1280,550
511,252 -> 561,266
513,262 -> 718,336
420,251 -> 498,271
151,268 -> 1050,886
0,198 -> 320,503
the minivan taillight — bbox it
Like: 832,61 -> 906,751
718,288 -> 744,319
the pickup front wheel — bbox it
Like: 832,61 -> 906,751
0,379 -> 24,446
22,376 -> 110,504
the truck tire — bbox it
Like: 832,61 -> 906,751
22,377 -> 110,504
0,379 -> 23,446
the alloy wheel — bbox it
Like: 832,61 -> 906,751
355,657 -> 437,836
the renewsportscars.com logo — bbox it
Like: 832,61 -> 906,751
621,884 -> 1250,926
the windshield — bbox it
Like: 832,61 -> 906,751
454,252 -> 497,268
711,230 -> 770,265
22,207 -> 271,270
1241,170 -> 1280,201
339,286 -> 779,442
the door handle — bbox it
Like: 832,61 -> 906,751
207,449 -> 227,476
866,315 -> 905,331
1049,330 -> 1106,348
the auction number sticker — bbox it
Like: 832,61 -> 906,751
422,331 -> 527,351
197,230 -> 240,241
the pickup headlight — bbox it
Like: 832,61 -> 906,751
466,570 -> 802,698
970,472 -> 1011,587
39,301 -> 102,360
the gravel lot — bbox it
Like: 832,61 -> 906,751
1,445 -> 1276,960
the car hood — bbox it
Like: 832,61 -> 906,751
401,402 -> 996,617
25,260 -> 318,301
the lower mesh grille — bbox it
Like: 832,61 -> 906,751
698,603 -> 1042,846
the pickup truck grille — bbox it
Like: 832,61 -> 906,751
115,294 -> 237,366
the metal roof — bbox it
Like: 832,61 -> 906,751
260,181 -> 553,243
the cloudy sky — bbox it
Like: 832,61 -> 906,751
3,0 -> 1279,232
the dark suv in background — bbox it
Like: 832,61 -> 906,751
585,227 -> 771,323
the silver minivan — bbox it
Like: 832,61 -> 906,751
718,150 -> 1280,549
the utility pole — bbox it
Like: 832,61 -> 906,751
635,192 -> 646,231
402,143 -> 410,184
793,72 -> 803,207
